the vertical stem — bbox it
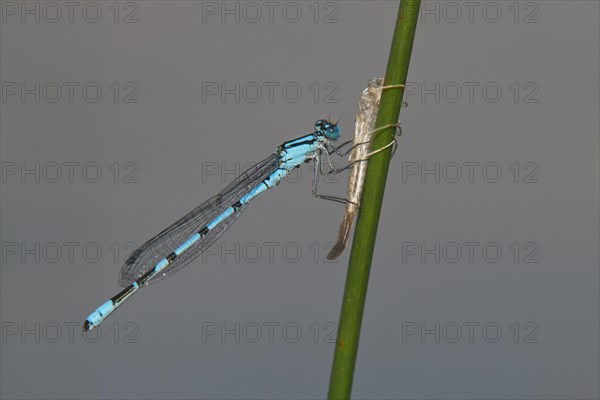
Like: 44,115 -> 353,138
328,1 -> 421,399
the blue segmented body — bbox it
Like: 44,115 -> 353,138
83,120 -> 340,331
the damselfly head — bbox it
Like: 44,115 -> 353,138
315,119 -> 340,140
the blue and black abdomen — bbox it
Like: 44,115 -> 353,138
118,153 -> 280,287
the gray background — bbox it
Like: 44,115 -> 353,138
1,1 -> 598,399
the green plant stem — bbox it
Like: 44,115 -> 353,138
327,2 -> 420,399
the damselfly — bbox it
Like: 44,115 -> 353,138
326,78 -> 403,260
83,120 -> 344,331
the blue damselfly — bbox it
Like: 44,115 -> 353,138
83,120 -> 344,331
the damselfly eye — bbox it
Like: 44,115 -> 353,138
314,119 -> 339,140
